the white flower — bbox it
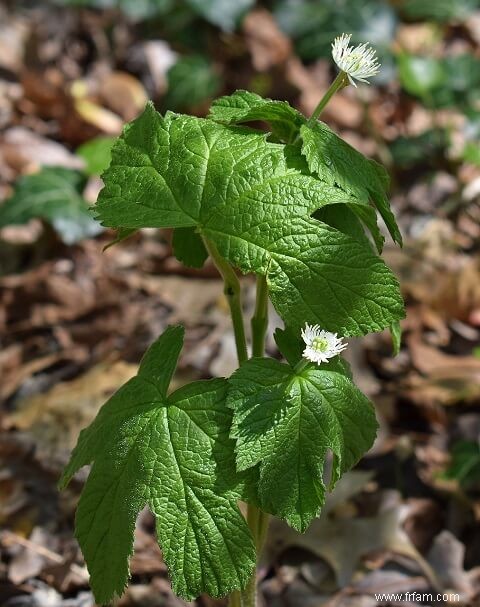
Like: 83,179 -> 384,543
331,33 -> 380,87
301,324 -> 348,364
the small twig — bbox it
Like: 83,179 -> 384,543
0,530 -> 89,581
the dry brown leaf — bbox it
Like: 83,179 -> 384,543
395,23 -> 441,55
131,528 -> 166,576
5,361 -> 137,470
73,98 -> 123,135
263,476 -> 439,592
20,69 -> 68,122
243,9 -> 292,72
99,71 -> 149,122
0,127 -> 84,174
323,569 -> 429,607
0,350 -> 87,403
407,335 -> 480,377
405,334 -> 480,406
118,578 -> 194,607
428,531 -> 480,602
286,58 -> 363,129
402,498 -> 443,553
0,8 -> 28,73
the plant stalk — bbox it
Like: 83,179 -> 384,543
204,235 -> 251,607
203,236 -> 248,365
294,358 -> 310,373
240,274 -> 272,607
204,250 -> 271,607
306,71 -> 349,126
229,590 -> 242,607
251,275 -> 269,358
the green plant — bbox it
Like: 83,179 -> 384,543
442,440 -> 480,490
0,167 -> 102,245
54,0 -> 254,30
60,35 -> 404,606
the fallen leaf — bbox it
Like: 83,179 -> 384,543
263,476 -> 440,591
5,361 -> 138,470
7,528 -> 53,585
428,530 -> 480,602
73,98 -> 123,135
243,9 -> 292,71
402,498 -> 443,553
131,528 -> 166,576
406,334 -> 480,406
99,71 -> 149,122
1,127 -> 85,173
140,40 -> 178,95
0,8 -> 28,73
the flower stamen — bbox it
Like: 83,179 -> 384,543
331,33 -> 380,87
301,324 -> 348,365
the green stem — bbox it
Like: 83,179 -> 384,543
203,237 -> 248,365
241,506 -> 270,607
205,243 -> 271,607
251,275 -> 269,358
240,275 -> 271,607
229,591 -> 242,607
306,71 -> 349,127
294,359 -> 309,374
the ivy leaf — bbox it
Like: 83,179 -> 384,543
164,56 -> 221,112
185,0 -> 254,31
228,357 -> 378,531
77,136 -> 115,176
300,122 -> 402,246
60,325 -> 255,603
172,227 -> 208,268
0,167 -> 102,244
96,104 -> 404,336
209,90 -> 304,142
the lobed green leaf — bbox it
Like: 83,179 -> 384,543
60,325 -> 255,603
209,90 -> 304,142
204,212 -> 403,336
300,122 -> 402,245
172,226 -> 208,268
95,103 -> 404,337
228,357 -> 378,531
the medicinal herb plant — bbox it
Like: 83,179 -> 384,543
60,35 -> 405,607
